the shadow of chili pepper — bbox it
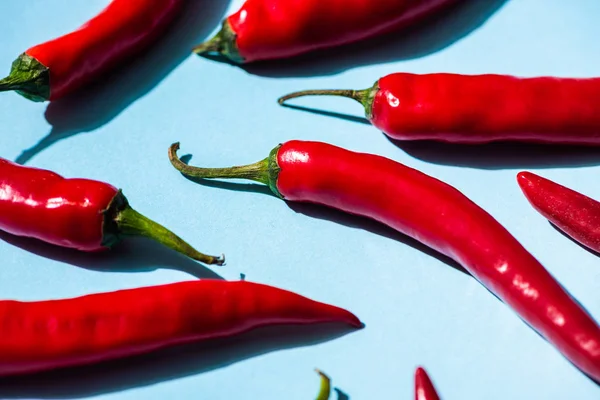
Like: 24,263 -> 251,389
0,323 -> 355,399
15,0 -> 232,165
241,0 -> 509,78
393,139 -> 600,170
287,202 -> 468,277
549,221 -> 600,259
278,105 -> 600,170
0,231 -> 223,280
334,388 -> 351,400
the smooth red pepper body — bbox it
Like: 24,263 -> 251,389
169,140 -> 600,382
279,73 -> 600,145
518,172 -> 600,253
194,0 -> 458,63
0,280 -> 360,376
0,159 -> 117,251
415,367 -> 441,400
0,157 -> 223,265
0,0 -> 183,101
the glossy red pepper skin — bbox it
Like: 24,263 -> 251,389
0,0 -> 182,101
169,140 -> 600,382
518,172 -> 600,253
0,280 -> 360,376
0,157 -> 223,265
194,0 -> 459,63
0,159 -> 117,251
415,367 -> 441,400
279,73 -> 600,145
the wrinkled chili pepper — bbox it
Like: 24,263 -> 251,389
193,0 -> 459,63
415,367 -> 440,400
169,140 -> 600,381
0,0 -> 182,102
0,157 -> 222,265
517,171 -> 600,253
0,280 -> 360,376
278,73 -> 600,145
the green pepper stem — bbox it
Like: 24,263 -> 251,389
278,89 -> 369,106
0,54 -> 50,102
116,204 -> 225,266
192,21 -> 244,63
169,142 -> 270,184
315,369 -> 332,400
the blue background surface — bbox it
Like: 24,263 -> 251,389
0,0 -> 600,398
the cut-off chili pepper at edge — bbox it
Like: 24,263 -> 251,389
314,369 -> 332,400
0,158 -> 223,265
415,367 -> 441,400
193,0 -> 459,63
0,0 -> 182,102
278,73 -> 600,145
518,171 -> 600,254
168,140 -> 600,381
0,280 -> 361,376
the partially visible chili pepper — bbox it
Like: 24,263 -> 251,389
0,157 -> 222,265
415,367 -> 440,400
0,279 -> 360,376
517,171 -> 600,253
0,0 -> 182,102
278,73 -> 600,145
315,369 -> 332,400
193,0 -> 459,63
169,140 -> 600,381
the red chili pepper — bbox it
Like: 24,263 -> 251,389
415,367 -> 440,400
169,140 -> 600,381
0,157 -> 222,265
0,0 -> 182,102
0,279 -> 360,376
517,171 -> 600,253
278,73 -> 600,145
193,0 -> 459,63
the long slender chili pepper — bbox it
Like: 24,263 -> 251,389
278,73 -> 600,145
415,367 -> 440,400
193,0 -> 459,63
0,280 -> 360,376
169,140 -> 600,381
518,171 -> 600,253
0,0 -> 182,102
0,158 -> 222,265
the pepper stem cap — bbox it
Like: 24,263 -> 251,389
192,21 -> 244,64
168,142 -> 283,198
0,53 -> 50,102
102,190 -> 224,266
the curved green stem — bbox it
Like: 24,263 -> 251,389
315,369 -> 332,400
103,190 -> 224,266
278,89 -> 368,106
277,84 -> 378,119
168,142 -> 283,198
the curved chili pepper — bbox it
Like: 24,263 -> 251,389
169,140 -> 600,381
415,367 -> 440,400
517,171 -> 600,253
315,369 -> 332,400
0,157 -> 222,265
193,0 -> 459,63
0,0 -> 182,102
278,73 -> 600,145
0,279 -> 360,376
